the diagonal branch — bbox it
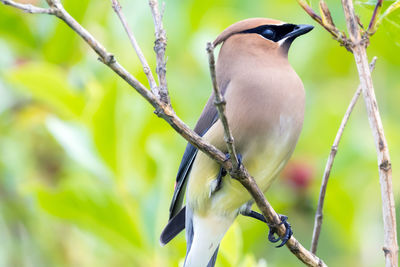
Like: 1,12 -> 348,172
110,0 -> 158,94
1,0 -> 55,14
310,57 -> 377,254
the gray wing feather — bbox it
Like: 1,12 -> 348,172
162,81 -> 230,244
168,92 -> 221,219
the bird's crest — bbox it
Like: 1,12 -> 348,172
213,18 -> 285,46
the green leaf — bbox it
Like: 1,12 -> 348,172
36,179 -> 148,259
5,62 -> 85,119
358,0 -> 397,7
87,82 -> 118,173
239,255 -> 267,267
45,116 -> 111,179
42,0 -> 90,64
378,0 -> 400,44
378,0 -> 400,23
0,10 -> 37,49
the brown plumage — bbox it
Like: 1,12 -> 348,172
161,18 -> 313,267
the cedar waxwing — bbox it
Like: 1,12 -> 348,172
160,18 -> 313,267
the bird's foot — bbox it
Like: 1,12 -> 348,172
240,209 -> 266,223
241,210 -> 293,247
268,215 -> 293,248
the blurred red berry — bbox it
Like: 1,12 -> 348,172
282,161 -> 314,191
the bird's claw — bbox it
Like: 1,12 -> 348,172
240,210 -> 293,247
267,215 -> 293,248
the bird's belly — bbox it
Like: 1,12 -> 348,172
210,114 -> 301,215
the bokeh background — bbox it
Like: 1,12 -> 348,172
0,0 -> 399,266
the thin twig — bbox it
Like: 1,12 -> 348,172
367,0 -> 384,34
341,0 -> 398,266
206,42 -> 239,169
310,56 -> 378,254
110,0 -> 158,94
319,0 -> 334,27
149,0 -> 169,104
297,0 -> 352,52
0,0 -> 55,14
376,0 -> 400,30
1,0 -> 327,265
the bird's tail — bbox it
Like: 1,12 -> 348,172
184,207 -> 234,267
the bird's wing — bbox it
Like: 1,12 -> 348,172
168,92 -> 220,219
161,77 -> 230,245
168,77 -> 231,219
160,94 -> 220,246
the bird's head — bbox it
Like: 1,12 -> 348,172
213,18 -> 313,54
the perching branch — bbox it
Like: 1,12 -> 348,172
1,0 -> 327,266
310,57 -> 377,254
299,0 -> 398,265
232,167 -> 325,266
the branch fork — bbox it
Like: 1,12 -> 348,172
298,0 -> 398,265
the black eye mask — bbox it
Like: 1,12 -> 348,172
241,24 -> 297,42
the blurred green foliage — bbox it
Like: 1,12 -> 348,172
0,0 -> 399,266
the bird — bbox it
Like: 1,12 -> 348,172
160,18 -> 313,267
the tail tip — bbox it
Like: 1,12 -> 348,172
159,236 -> 167,247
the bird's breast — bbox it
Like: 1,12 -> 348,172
224,63 -> 305,145
211,66 -> 305,213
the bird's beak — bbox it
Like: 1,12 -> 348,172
284,24 -> 314,40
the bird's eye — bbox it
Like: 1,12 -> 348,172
261,28 -> 275,40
